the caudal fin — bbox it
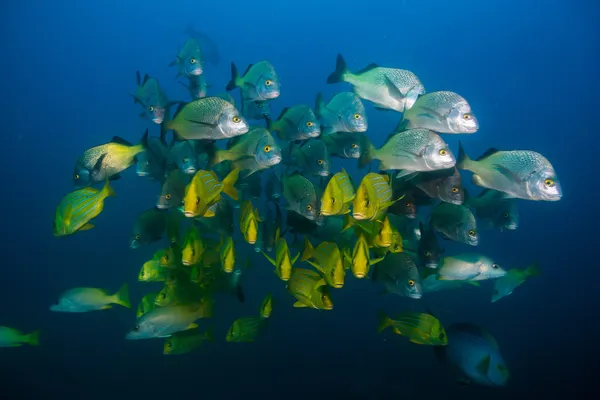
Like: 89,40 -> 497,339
456,141 -> 472,171
314,93 -> 325,119
301,237 -> 315,262
114,283 -> 131,308
377,310 -> 392,333
326,54 -> 348,84
26,330 -> 40,346
222,168 -> 240,200
225,63 -> 240,91
525,263 -> 541,277
102,179 -> 117,198
358,135 -> 376,169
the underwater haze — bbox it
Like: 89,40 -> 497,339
1,0 -> 598,399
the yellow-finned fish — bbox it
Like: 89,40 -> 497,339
0,326 -> 40,347
155,244 -> 183,269
377,311 -> 448,346
343,214 -> 395,250
155,278 -> 203,307
259,293 -> 273,319
181,225 -> 206,266
320,169 -> 355,216
50,284 -> 131,312
353,173 -> 399,221
287,268 -> 333,310
345,233 -> 384,279
164,326 -> 214,355
136,292 -> 158,318
301,239 -> 345,288
226,316 -> 266,343
138,259 -> 169,282
262,228 -> 299,281
219,235 -> 236,273
53,179 -> 116,237
182,168 -> 239,218
239,200 -> 262,244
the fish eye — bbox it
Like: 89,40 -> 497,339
191,248 -> 195,256
365,200 -> 370,207
353,113 -> 361,120
503,212 -> 509,218
306,121 -> 314,127
321,294 -> 326,301
165,193 -> 172,200
265,79 -> 273,86
463,113 -> 472,120
264,145 -> 271,153
306,204 -> 313,211
195,197 -> 200,205
544,178 -> 555,187
133,325 -> 140,332
451,187 -> 459,193
406,202 -> 413,208
165,254 -> 169,261
139,305 -> 145,313
439,149 -> 448,156
149,106 -> 155,112
492,263 -> 499,269
161,293 -> 166,299
232,116 -> 241,123
468,230 -> 476,237
351,143 -> 358,149
317,159 -> 324,165
135,234 -> 141,240
408,279 -> 415,286
166,342 -> 172,349
331,198 -> 336,204
439,332 -> 445,340
190,58 -> 197,64
140,270 -> 145,277
74,174 -> 80,180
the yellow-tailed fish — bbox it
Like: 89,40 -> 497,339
287,268 -> 333,310
352,173 -> 399,221
346,233 -> 384,279
136,292 -> 158,318
155,279 -> 203,307
181,225 -> 205,266
50,284 -> 131,312
259,293 -> 273,319
302,239 -> 345,288
377,311 -> 448,346
219,235 -> 236,273
164,326 -> 214,355
320,169 -> 355,216
183,168 -> 239,218
53,179 -> 116,237
0,326 -> 40,347
262,228 -> 299,281
226,316 -> 266,343
155,244 -> 183,269
239,200 -> 262,244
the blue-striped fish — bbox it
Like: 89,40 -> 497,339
287,268 -> 333,310
377,311 -> 447,346
226,316 -> 266,342
320,169 -> 355,216
262,228 -> 299,281
345,232 -> 384,279
301,240 -> 345,288
182,168 -> 239,218
53,179 -> 116,237
352,173 -> 397,221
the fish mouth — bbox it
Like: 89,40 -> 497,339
408,293 -> 423,299
137,171 -> 149,177
184,167 -> 197,174
183,211 -> 196,218
156,204 -> 169,209
271,194 -> 281,199
248,239 -> 256,245
130,242 -> 139,249
425,262 -> 438,269
333,283 -> 344,289
181,260 -> 191,266
505,223 -> 518,230
354,272 -> 366,279
190,69 -> 203,76
353,212 -> 366,220
406,213 -> 416,219
152,118 -> 164,124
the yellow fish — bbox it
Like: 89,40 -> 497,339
377,311 -> 448,346
155,245 -> 183,269
320,169 -> 355,216
226,316 -> 265,343
261,228 -> 299,281
259,293 -> 273,319
219,235 -> 236,273
239,200 -> 262,244
302,239 -> 345,288
183,168 -> 239,218
352,173 -> 399,221
181,225 -> 206,266
136,292 -> 158,318
287,268 -> 333,310
345,233 -> 384,279
138,260 -> 169,282
164,325 -> 214,355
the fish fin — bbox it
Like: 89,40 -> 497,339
108,174 -> 121,181
263,114 -> 274,131
185,323 -> 199,330
306,260 -> 324,274
374,106 -> 394,112
467,281 -> 480,287
301,237 -> 314,261
169,59 -> 178,67
114,283 -> 131,308
370,256 -> 385,266
135,71 -> 141,86
261,251 -> 276,267
382,75 -> 406,103
26,330 -> 40,346
492,164 -> 524,184
395,117 -> 409,133
376,309 -> 392,333
358,135 -> 376,169
476,148 -> 500,161
315,93 -> 325,119
226,62 -> 240,91
525,263 -> 540,277
221,168 -> 240,200
78,223 -> 94,231
142,74 -> 149,86
92,153 -> 108,177
476,355 -> 491,376
291,251 -> 300,266
356,62 -> 379,75
395,170 -> 419,180
326,54 -> 349,84
131,94 -> 144,105
110,136 -> 134,146
342,213 -> 356,232
293,301 -> 308,308
101,305 -> 113,310
101,179 -> 117,198
456,141 -> 472,170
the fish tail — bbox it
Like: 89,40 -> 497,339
326,54 -> 349,84
358,136 -> 376,169
204,325 -> 215,342
301,237 -> 314,262
315,93 -> 325,119
226,62 -> 240,91
377,309 -> 393,333
209,149 -> 233,167
102,179 -> 117,198
114,283 -> 131,308
525,263 -> 541,277
263,114 -> 274,131
456,141 -> 473,171
342,213 -> 355,232
222,168 -> 240,201
26,330 -> 41,346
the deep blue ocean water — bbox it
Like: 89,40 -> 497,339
1,1 -> 598,398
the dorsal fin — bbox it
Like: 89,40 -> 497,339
110,136 -> 133,146
475,188 -> 491,198
475,148 -> 499,161
357,63 -> 380,75
276,107 -> 290,121
242,64 -> 254,77
142,73 -> 149,86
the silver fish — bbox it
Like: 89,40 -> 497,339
315,92 -> 367,135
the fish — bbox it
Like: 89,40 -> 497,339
156,244 -> 184,269
491,263 -> 540,302
168,140 -> 198,175
302,240 -> 346,289
130,207 -> 168,249
157,169 -> 190,210
226,61 -> 281,101
398,91 -> 479,134
282,173 -> 319,221
53,179 -> 116,237
287,268 -> 333,310
434,323 -> 510,387
320,169 -> 355,216
345,232 -> 384,279
372,252 -> 422,299
422,274 -> 480,293
170,38 -> 203,78
430,202 -> 478,246
179,74 -> 208,100
183,26 -> 220,65
138,260 -> 170,282
136,133 -> 168,181
226,317 -> 266,343
126,301 -> 213,340
377,311 -> 447,346
259,293 -> 273,319
242,98 -> 270,120
181,226 -> 206,266
438,253 -> 507,281
262,201 -> 282,252
167,97 -> 249,140
353,173 -> 396,221
164,325 -> 214,355
286,140 -> 331,177
262,228 -> 300,281
182,168 -> 239,218
0,327 -> 40,347
265,105 -> 321,141
457,143 -> 562,201
50,284 -> 131,312
166,209 -> 184,244
136,292 -> 158,318
412,167 -> 464,205
74,133 -> 147,187
327,54 -> 425,112
132,72 -> 173,124
359,129 -> 456,176
465,188 -> 519,231
315,92 -> 367,135
239,200 -> 262,245
321,132 -> 364,159
417,223 -> 444,268
155,279 -> 204,307
211,127 -> 282,177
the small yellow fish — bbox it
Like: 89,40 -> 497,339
262,228 -> 299,281
287,268 -> 333,310
353,173 -> 399,221
155,245 -> 183,269
164,326 -> 214,355
138,259 -> 169,282
345,233 -> 384,279
320,169 -> 355,216
219,235 -> 236,273
226,316 -> 266,343
302,239 -> 345,288
259,293 -> 273,319
181,225 -> 206,266
239,200 -> 262,244
183,168 -> 239,218
377,310 -> 448,346
136,292 -> 158,318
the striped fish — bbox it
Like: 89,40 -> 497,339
353,172 -> 396,221
287,268 -> 333,310
182,168 -> 239,218
303,241 -> 345,288
320,169 -> 355,216
53,180 -> 116,237
226,316 -> 265,342
378,312 -> 448,346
